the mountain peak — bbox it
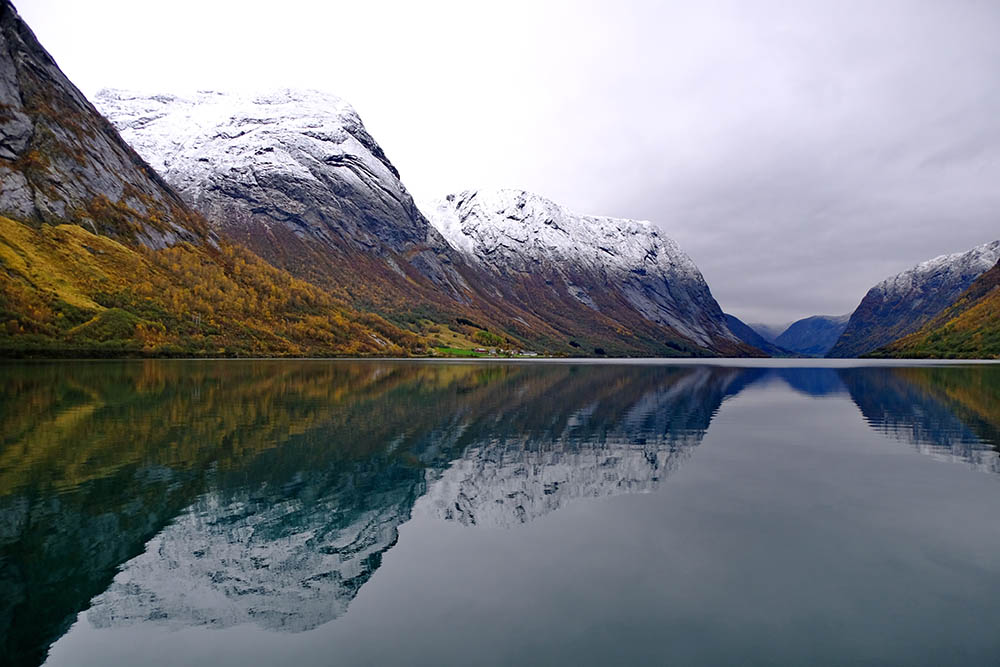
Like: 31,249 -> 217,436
425,187 -> 744,352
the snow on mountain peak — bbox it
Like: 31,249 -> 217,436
424,188 -> 702,279
828,238 -> 1000,357
94,88 -> 392,189
424,188 -> 737,348
94,87 -> 462,263
874,239 -> 1000,299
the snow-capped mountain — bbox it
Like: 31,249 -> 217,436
94,88 -> 468,295
94,88 -> 419,250
828,240 -> 1000,357
95,89 -> 755,356
426,189 -> 744,351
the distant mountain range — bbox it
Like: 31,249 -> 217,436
746,322 -> 786,344
730,240 -> 1000,359
775,314 -> 851,357
724,314 -> 792,356
725,314 -> 849,358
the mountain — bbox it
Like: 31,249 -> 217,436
93,89 -> 471,298
747,322 -> 786,343
827,240 -> 1000,358
873,259 -> 1000,358
94,89 -> 575,356
724,313 -> 789,356
0,0 -> 425,357
425,189 -> 755,356
0,2 -> 206,247
773,314 -> 850,357
95,93 -> 755,358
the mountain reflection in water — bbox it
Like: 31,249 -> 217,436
0,360 -> 998,666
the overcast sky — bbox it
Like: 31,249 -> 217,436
18,0 -> 1000,325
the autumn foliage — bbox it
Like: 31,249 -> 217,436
0,217 -> 427,357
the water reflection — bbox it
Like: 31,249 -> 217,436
85,364 -> 752,633
0,361 -> 998,666
841,366 -> 1000,473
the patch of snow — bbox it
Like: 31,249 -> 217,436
874,240 -> 1000,300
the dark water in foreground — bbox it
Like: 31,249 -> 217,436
2,360 -> 999,666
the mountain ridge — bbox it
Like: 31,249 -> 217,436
0,1 -> 432,358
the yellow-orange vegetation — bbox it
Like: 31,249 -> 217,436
0,216 -> 428,357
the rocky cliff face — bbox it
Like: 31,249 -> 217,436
426,189 -> 748,355
828,240 -> 1000,357
0,1 -> 205,248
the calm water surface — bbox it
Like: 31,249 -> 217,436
2,360 -> 999,666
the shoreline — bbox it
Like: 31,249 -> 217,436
2,356 -> 998,367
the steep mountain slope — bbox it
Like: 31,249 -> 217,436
0,0 -> 424,357
774,314 -> 850,357
0,2 -> 206,248
828,240 -> 1000,357
724,313 -> 788,356
426,189 -> 753,356
873,259 -> 1000,358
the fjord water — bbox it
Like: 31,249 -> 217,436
2,361 -> 999,666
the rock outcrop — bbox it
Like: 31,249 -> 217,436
0,2 -> 205,247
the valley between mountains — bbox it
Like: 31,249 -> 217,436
0,0 -> 997,359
